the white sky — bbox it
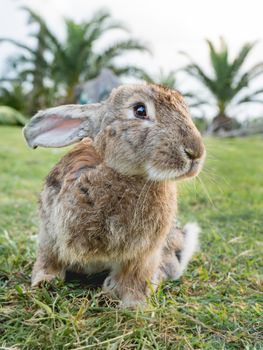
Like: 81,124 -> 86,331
0,0 -> 263,119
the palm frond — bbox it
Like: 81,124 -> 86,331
236,97 -> 263,104
83,10 -> 128,43
100,39 -> 149,59
231,63 -> 263,97
0,38 -> 35,55
245,62 -> 263,81
229,41 -> 257,79
206,37 -> 228,80
234,88 -> 263,105
21,6 -> 62,51
21,6 -> 46,26
184,63 -> 216,92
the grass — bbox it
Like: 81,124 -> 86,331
0,125 -> 262,349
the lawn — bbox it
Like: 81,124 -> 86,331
0,126 -> 262,349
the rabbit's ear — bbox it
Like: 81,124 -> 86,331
23,103 -> 103,148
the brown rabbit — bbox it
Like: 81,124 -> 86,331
24,84 -> 205,307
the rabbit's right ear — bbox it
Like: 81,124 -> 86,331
23,103 -> 103,148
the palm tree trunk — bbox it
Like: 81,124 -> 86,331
211,114 -> 234,133
65,86 -> 76,104
210,101 -> 238,133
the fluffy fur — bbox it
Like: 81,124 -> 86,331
24,84 -> 206,306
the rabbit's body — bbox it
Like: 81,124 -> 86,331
34,138 -> 178,304
25,84 -> 205,306
39,138 -> 176,267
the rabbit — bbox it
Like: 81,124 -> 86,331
24,83 -> 205,307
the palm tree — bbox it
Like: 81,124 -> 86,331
49,12 -> 149,102
182,38 -> 263,132
0,7 -> 149,109
0,7 -> 59,113
0,7 -> 62,114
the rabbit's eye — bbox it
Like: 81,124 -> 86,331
133,103 -> 148,119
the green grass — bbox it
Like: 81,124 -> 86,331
0,125 -> 262,349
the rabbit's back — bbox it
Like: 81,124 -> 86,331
39,139 -> 177,267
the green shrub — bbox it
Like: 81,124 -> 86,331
0,106 -> 27,126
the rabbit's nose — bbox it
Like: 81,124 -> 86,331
184,146 -> 203,160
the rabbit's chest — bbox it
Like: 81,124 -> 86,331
60,172 -> 177,260
85,175 -> 177,256
107,181 -> 175,231
105,192 -> 176,258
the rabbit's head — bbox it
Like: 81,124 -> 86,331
24,84 -> 205,181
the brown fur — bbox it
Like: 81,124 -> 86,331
25,84 -> 206,306
37,139 -> 176,269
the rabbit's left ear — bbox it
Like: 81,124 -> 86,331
23,103 -> 103,148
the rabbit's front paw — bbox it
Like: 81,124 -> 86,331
120,294 -> 146,308
31,270 -> 57,287
103,275 -> 146,307
102,275 -> 118,296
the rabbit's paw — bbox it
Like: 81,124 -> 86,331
120,294 -> 146,308
102,275 -> 118,296
103,275 -> 146,307
31,270 -> 57,287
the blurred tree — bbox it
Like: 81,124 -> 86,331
0,7 -> 149,110
182,38 -> 263,133
49,12 -> 149,102
0,82 -> 29,115
0,7 -> 56,114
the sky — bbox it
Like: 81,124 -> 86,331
0,0 -> 263,119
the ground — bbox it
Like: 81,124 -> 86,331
0,126 -> 262,350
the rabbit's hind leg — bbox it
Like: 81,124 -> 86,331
31,250 -> 65,287
160,222 -> 200,281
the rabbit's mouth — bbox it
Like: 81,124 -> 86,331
145,158 -> 204,182
186,159 -> 204,177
